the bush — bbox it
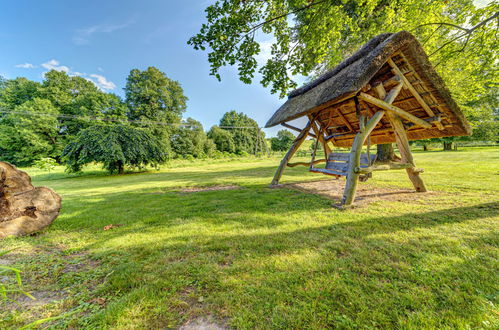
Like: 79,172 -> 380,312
33,157 -> 58,172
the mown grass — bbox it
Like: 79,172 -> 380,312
1,147 -> 498,329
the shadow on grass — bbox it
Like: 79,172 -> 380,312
10,181 -> 498,328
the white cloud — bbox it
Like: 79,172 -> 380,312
38,59 -> 116,91
15,63 -> 36,69
41,59 -> 70,73
89,74 -> 116,90
73,18 -> 135,45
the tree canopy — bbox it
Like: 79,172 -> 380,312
63,124 -> 168,174
125,67 -> 188,136
189,0 -> 498,138
271,129 -> 295,151
219,110 -> 266,154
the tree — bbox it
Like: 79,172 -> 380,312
170,118 -> 215,158
190,1 -> 497,97
219,111 -> 266,154
0,98 -> 61,166
124,67 -> 187,138
62,124 -> 168,174
190,1 -> 498,156
271,129 -> 295,151
207,125 -> 236,153
41,70 -> 128,138
0,77 -> 41,110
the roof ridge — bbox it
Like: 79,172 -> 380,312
288,32 -> 394,99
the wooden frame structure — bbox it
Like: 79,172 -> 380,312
265,32 -> 471,207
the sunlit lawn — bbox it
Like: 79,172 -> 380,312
1,147 -> 498,329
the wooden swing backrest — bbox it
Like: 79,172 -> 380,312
325,153 -> 376,176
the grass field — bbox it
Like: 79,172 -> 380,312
1,147 -> 498,329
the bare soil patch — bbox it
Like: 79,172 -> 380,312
283,179 -> 441,206
180,185 -> 240,193
179,316 -> 228,330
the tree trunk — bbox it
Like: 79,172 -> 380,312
443,142 -> 453,151
0,162 -> 61,238
118,162 -> 125,175
423,145 -> 428,151
376,143 -> 399,162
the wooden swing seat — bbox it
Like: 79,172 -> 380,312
309,152 -> 376,177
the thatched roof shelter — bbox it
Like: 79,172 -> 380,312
267,31 -> 472,207
265,31 -> 471,147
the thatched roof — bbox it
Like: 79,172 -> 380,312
265,31 -> 471,147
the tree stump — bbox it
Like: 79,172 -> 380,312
0,162 -> 61,238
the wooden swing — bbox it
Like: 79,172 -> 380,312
265,32 -> 471,207
308,96 -> 376,181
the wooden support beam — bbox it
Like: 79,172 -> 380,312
387,58 -> 444,130
405,115 -> 442,129
337,107 -> 355,132
281,122 -> 317,139
384,80 -> 404,104
308,114 -> 332,156
374,85 -> 427,193
287,159 -> 326,168
387,112 -> 427,192
356,162 -> 417,174
271,120 -> 314,186
342,111 -> 385,206
359,92 -> 432,129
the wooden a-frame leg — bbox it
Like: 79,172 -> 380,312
270,120 -> 313,186
342,111 -> 385,206
373,77 -> 427,192
387,113 -> 427,192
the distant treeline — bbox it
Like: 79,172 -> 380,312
0,67 -> 267,173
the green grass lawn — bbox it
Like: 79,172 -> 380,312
1,148 -> 498,329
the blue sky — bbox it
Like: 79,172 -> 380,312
1,1 -> 489,137
0,0 -> 297,137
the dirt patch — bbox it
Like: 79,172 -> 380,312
284,179 -> 440,206
179,316 -> 228,330
180,185 -> 240,193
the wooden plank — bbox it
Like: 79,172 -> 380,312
326,163 -> 348,172
271,120 -> 314,185
309,167 -> 345,177
359,92 -> 432,129
328,153 -> 375,163
387,57 -> 444,130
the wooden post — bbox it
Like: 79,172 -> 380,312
386,112 -> 427,192
270,120 -> 313,186
342,111 -> 385,206
374,77 -> 427,192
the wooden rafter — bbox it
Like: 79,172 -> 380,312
359,92 -> 432,129
336,107 -> 355,132
281,122 -> 317,139
387,57 -> 445,130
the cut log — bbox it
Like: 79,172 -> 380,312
0,162 -> 62,238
